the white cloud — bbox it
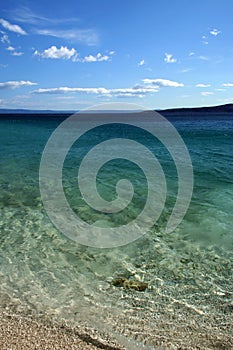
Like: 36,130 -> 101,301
189,52 -> 195,56
202,35 -> 208,45
143,78 -> 184,87
196,83 -> 211,88
0,80 -> 37,90
138,59 -> 145,66
35,46 -> 114,63
13,7 -> 51,25
6,45 -> 24,56
198,55 -> 209,61
114,93 -> 144,98
34,46 -> 77,60
111,86 -> 158,96
164,53 -> 177,63
201,91 -> 213,96
13,6 -> 79,26
181,68 -> 193,73
220,97 -> 233,103
11,51 -> 24,56
33,87 -> 109,95
32,78 -> 183,98
35,28 -> 98,46
33,84 -> 159,98
0,18 -> 26,35
6,45 -> 15,51
210,28 -> 221,36
0,32 -> 10,43
78,52 -> 111,63
222,83 -> 233,87
13,7 -> 97,45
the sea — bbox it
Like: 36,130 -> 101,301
0,110 -> 232,349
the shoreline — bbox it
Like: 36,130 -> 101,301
0,309 -> 125,350
0,301 -> 232,350
1,102 -> 233,117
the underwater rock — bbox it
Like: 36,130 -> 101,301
112,277 -> 148,291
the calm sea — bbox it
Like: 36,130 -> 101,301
0,112 -> 232,348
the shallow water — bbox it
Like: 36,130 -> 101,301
0,113 -> 232,348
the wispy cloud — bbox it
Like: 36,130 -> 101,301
181,68 -> 193,73
0,80 -> 37,90
210,28 -> 221,36
164,53 -> 177,63
32,78 -> 184,98
35,28 -> 98,46
201,91 -> 213,96
11,51 -> 24,56
143,78 -> 184,87
202,35 -> 208,45
219,97 -> 233,103
138,59 -> 145,66
0,18 -> 27,35
201,28 -> 220,45
6,45 -> 24,56
189,53 -> 209,61
32,86 -> 157,98
0,32 -> 10,43
196,83 -> 211,88
13,6 -> 79,26
198,55 -> 209,61
33,87 -> 109,95
34,46 -> 76,60
110,85 -> 158,97
12,7 -> 98,45
222,83 -> 233,87
77,52 -> 112,62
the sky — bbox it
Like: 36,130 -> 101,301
0,0 -> 233,110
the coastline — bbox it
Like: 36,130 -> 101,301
1,102 -> 233,117
0,309 -> 125,350
0,299 -> 232,350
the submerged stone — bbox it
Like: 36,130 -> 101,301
112,277 -> 148,291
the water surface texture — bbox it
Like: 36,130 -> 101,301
0,113 -> 232,349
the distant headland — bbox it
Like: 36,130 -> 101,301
0,103 -> 233,117
160,103 -> 233,116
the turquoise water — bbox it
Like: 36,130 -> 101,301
0,113 -> 232,348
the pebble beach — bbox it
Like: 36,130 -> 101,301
0,310 -> 125,350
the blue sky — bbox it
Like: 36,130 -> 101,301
0,0 -> 233,110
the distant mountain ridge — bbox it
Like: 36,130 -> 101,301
0,109 -> 75,114
160,103 -> 233,115
0,103 -> 233,115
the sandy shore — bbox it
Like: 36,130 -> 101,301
0,310 -> 125,350
1,306 -> 233,350
0,289 -> 232,350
